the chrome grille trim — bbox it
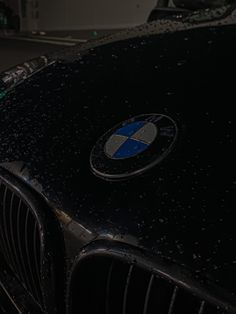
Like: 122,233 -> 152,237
0,167 -> 65,314
0,178 -> 43,306
68,242 -> 235,314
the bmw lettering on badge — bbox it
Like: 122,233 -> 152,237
90,114 -> 178,180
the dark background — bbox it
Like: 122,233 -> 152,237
0,0 -> 156,72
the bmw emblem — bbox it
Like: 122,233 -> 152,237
90,114 -> 178,180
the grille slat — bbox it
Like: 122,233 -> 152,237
1,186 -> 13,267
33,219 -> 42,294
0,184 -> 7,256
9,192 -> 19,275
122,264 -> 134,314
168,286 -> 179,314
143,274 -> 154,314
199,301 -> 206,314
14,198 -> 26,283
24,206 -> 41,303
16,199 -> 32,291
105,261 -> 114,314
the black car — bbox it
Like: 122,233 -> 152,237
1,3 -> 236,314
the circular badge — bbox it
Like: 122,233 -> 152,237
90,114 -> 178,180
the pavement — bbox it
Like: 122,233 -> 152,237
0,29 -> 122,73
26,29 -> 122,40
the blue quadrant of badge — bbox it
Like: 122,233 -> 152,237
115,121 -> 146,137
111,121 -> 152,159
113,138 -> 149,159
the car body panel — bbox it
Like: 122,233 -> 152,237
0,7 -> 236,300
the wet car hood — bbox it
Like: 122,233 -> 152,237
0,9 -> 236,298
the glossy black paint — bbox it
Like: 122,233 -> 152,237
0,6 -> 236,305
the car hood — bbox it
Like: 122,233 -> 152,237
0,12 -> 236,298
